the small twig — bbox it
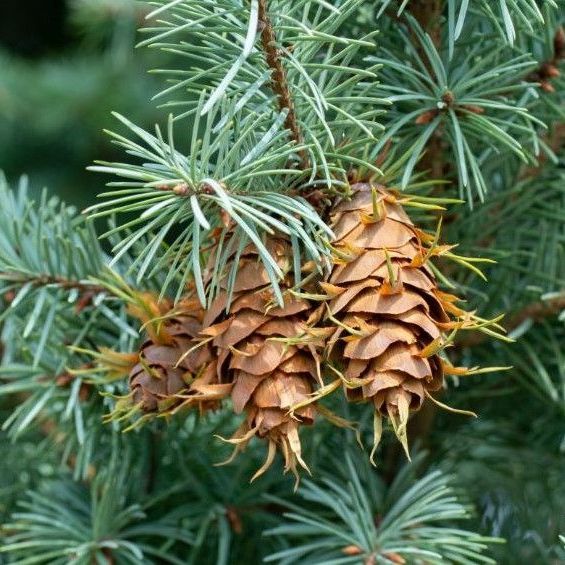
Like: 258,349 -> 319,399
3,273 -> 107,295
459,295 -> 565,348
258,0 -> 308,169
406,0 -> 446,183
3,273 -> 109,313
507,295 -> 565,328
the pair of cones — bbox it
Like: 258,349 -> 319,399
106,183 -> 491,480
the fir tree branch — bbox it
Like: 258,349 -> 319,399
459,294 -> 565,348
407,0 -> 445,184
257,0 -> 307,169
2,273 -> 107,297
265,452 -> 499,563
506,295 -> 565,331
407,0 -> 442,47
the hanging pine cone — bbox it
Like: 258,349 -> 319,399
129,297 -> 221,415
129,310 -> 211,413
102,294 -> 229,425
201,238 -> 328,482
322,183 -> 481,456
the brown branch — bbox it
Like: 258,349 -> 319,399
258,0 -> 308,169
408,0 -> 443,47
507,295 -> 565,328
4,273 -> 106,294
3,273 -> 108,313
459,295 -> 565,348
407,1 -> 447,183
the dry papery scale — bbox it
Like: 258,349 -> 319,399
99,184 -> 505,482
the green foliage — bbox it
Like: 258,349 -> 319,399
0,455 -> 193,564
0,424 -> 57,525
377,0 -> 557,47
88,0 -> 391,305
0,177 -> 139,474
266,452 -> 499,564
369,16 -> 541,203
0,0 -> 564,562
87,109 -> 333,305
141,0 -> 385,175
507,321 -> 565,412
0,175 -> 106,319
452,166 -> 565,312
439,417 -> 565,563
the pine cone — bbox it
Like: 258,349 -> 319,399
129,298 -> 219,414
202,238 -> 325,481
324,184 -> 470,455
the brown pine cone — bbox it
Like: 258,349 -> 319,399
323,183 -> 476,456
201,238 -> 326,482
129,300 -> 218,414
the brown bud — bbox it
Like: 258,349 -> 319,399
541,81 -> 556,93
347,168 -> 359,184
305,189 -> 328,209
173,182 -> 190,196
101,548 -> 115,565
226,506 -> 243,534
75,290 -> 96,313
382,553 -> 406,564
220,209 -> 232,229
441,90 -> 455,106
78,383 -> 92,402
460,104 -> 485,115
55,372 -> 74,387
3,291 -> 16,304
415,110 -> 438,125
540,62 -> 560,79
342,545 -> 363,556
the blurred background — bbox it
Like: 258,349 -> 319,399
0,0 -> 161,208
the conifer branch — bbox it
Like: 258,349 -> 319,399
257,0 -> 307,170
506,295 -> 565,329
459,294 -> 565,348
2,273 -> 107,297
408,0 -> 443,47
408,0 -> 446,183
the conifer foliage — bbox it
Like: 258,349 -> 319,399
1,0 -> 564,563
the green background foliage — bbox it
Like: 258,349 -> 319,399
0,1 -> 564,563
